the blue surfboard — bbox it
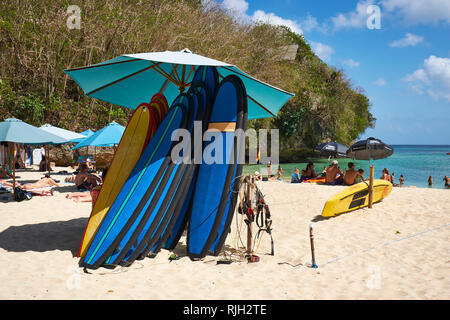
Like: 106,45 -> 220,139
156,66 -> 219,253
187,75 -> 247,259
80,98 -> 190,269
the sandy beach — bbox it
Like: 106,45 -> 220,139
0,165 -> 448,300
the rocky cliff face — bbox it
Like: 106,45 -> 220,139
48,145 -> 115,169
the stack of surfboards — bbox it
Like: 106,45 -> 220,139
79,66 -> 248,269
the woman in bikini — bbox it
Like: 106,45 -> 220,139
21,177 -> 60,190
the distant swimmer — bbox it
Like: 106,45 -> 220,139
428,176 -> 433,187
399,174 -> 405,186
444,176 -> 450,188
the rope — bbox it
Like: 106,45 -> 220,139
321,223 -> 450,267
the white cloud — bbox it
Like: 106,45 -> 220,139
331,0 -> 376,30
299,14 -> 328,33
373,77 -> 387,86
381,0 -> 450,25
221,0 -> 248,17
218,0 -> 304,34
309,41 -> 334,62
342,59 -> 360,68
252,10 -> 303,34
404,55 -> 450,102
389,33 -> 424,47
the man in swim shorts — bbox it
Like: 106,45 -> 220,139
326,160 -> 343,185
75,164 -> 101,191
343,162 -> 364,185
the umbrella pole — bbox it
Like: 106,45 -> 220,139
12,143 -> 16,201
46,145 -> 50,177
368,164 -> 374,208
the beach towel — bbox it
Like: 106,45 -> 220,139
27,186 -> 55,196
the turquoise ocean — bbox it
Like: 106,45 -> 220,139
243,145 -> 450,189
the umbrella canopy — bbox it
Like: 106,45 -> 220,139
70,129 -> 95,143
72,122 -> 125,149
64,49 -> 294,119
0,118 -> 68,144
346,137 -> 394,160
314,141 -> 348,158
40,124 -> 87,143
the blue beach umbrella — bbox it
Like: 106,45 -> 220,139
0,118 -> 68,145
0,118 -> 68,199
40,124 -> 87,143
72,122 -> 125,149
64,49 -> 294,119
70,129 -> 94,143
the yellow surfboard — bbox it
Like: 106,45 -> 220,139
78,105 -> 154,257
321,179 -> 392,217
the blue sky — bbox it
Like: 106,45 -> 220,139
215,0 -> 450,144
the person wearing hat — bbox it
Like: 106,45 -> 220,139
325,160 -> 343,185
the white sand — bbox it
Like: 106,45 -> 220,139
0,166 -> 449,299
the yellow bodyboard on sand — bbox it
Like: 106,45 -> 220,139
78,105 -> 152,257
322,179 -> 392,217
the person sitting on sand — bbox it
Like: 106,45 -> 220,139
428,176 -> 433,187
21,177 -> 60,190
75,164 -> 102,191
343,162 -> 364,186
320,166 -> 327,177
304,162 -> 317,179
444,176 -> 450,188
15,154 -> 25,169
354,169 -> 365,184
253,171 -> 262,181
325,160 -> 343,185
0,166 -> 12,179
291,168 -> 300,183
381,168 -> 390,181
39,155 -> 52,172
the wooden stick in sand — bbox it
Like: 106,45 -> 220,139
368,165 -> 374,208
246,176 -> 253,254
309,223 -> 318,268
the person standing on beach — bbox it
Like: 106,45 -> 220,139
267,161 -> 273,179
391,172 -> 395,184
428,176 -> 433,187
381,168 -> 390,181
399,174 -> 405,186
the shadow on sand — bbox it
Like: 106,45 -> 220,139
0,217 -> 87,257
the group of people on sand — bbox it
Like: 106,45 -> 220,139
0,174 -> 61,195
65,162 -> 107,203
1,156 -> 109,201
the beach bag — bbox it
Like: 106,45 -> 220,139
14,187 -> 32,202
